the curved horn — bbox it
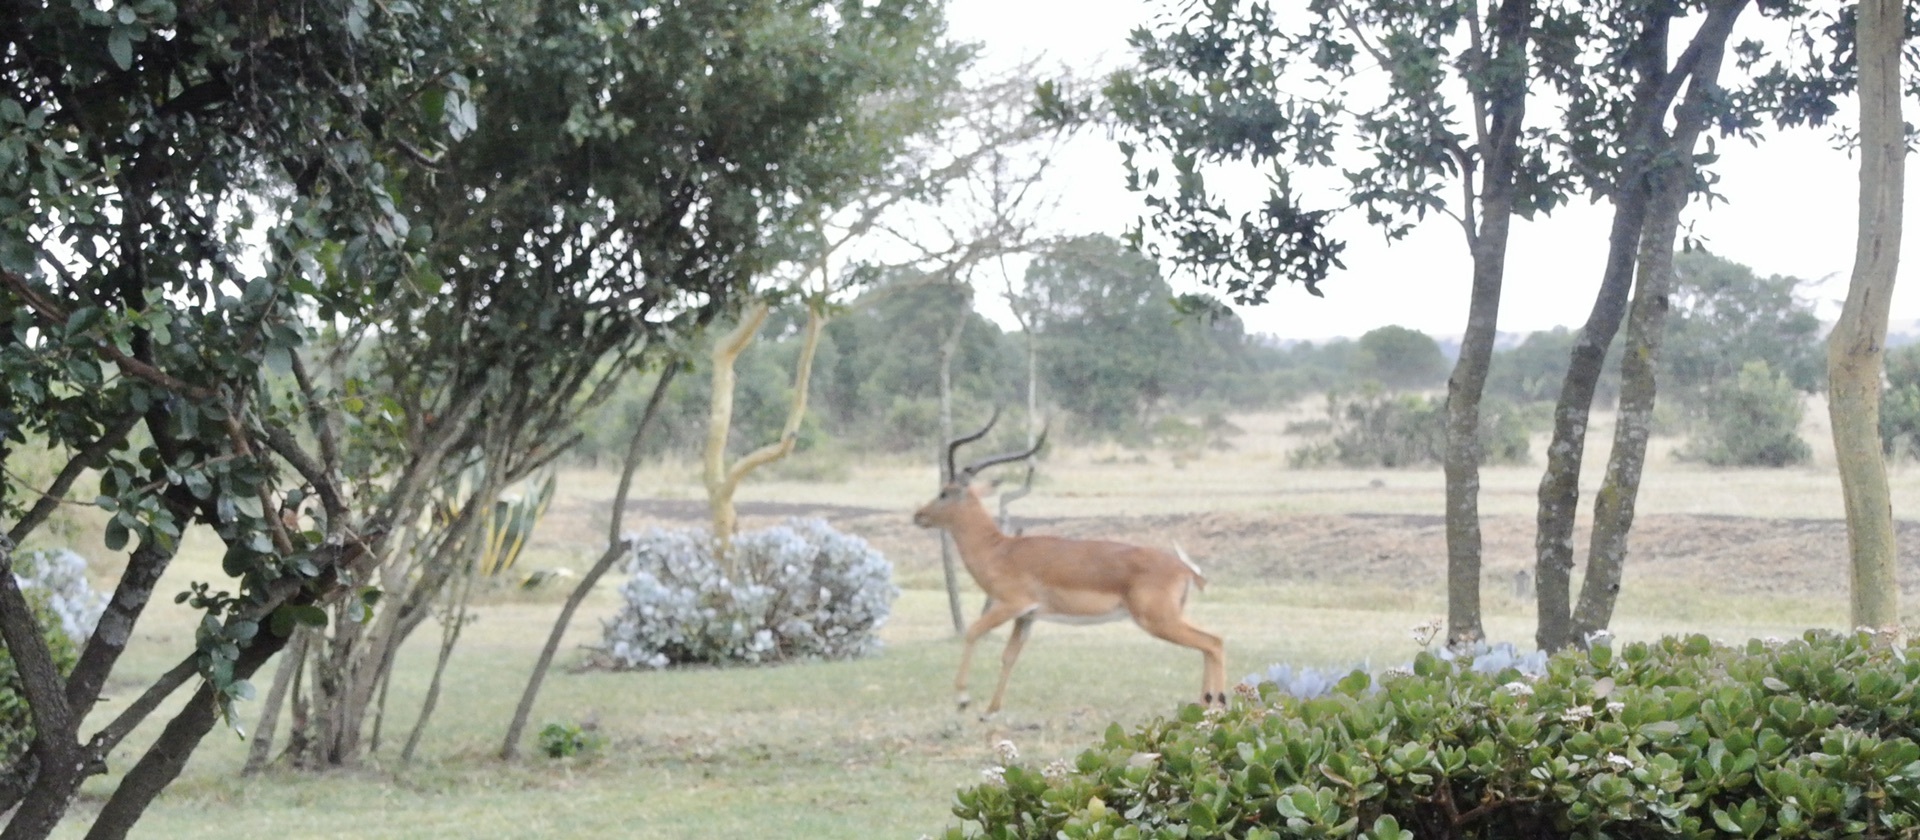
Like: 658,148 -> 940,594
957,424 -> 1047,485
945,407 -> 1002,481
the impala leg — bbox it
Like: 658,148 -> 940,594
1133,610 -> 1227,707
955,599 -> 1035,711
983,613 -> 1037,717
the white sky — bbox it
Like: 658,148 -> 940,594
945,0 -> 1920,342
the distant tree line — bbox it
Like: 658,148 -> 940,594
571,244 -> 1835,469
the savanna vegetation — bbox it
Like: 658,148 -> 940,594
2,0 -> 1915,838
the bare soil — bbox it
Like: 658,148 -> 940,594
597,498 -> 1920,600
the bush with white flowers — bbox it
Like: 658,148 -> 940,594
3,548 -> 106,763
596,519 -> 896,669
11,548 -> 106,642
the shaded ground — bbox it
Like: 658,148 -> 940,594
582,498 -> 1920,600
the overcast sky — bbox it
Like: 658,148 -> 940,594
944,0 -> 1920,342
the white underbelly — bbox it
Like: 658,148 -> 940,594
1033,606 -> 1129,625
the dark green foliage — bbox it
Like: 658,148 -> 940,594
1677,361 -> 1810,467
943,631 -> 1920,839
0,591 -> 78,767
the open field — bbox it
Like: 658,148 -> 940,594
40,407 -> 1920,838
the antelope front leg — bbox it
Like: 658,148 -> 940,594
955,599 -> 1034,711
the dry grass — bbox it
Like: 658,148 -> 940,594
37,403 -> 1918,838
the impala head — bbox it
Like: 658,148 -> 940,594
912,408 -> 1046,529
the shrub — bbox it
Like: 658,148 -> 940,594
537,721 -> 605,759
3,549 -> 104,765
1677,360 -> 1810,467
1885,385 -> 1920,461
1290,392 -> 1531,468
596,519 -> 896,669
942,631 -> 1920,839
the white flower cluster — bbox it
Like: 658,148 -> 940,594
11,549 -> 105,643
596,519 -> 897,669
1245,641 -> 1551,699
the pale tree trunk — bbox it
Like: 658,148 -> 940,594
1570,22 -> 1737,644
1830,0 -> 1905,633
703,299 -> 825,577
240,628 -> 308,775
400,552 -> 481,764
502,364 -> 678,759
935,308 -> 969,634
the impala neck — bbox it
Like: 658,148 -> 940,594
943,491 -> 1008,560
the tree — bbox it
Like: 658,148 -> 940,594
1101,0 -> 1574,644
1679,360 -> 1812,467
2,0 -> 962,831
263,0 -> 952,771
1351,326 -> 1449,391
818,275 -> 1022,449
1531,0 -> 1763,652
1537,0 -> 1920,650
1023,235 -> 1192,435
1662,250 -> 1823,405
0,1 -> 457,833
1828,0 -> 1905,632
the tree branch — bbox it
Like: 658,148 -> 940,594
0,268 -> 216,401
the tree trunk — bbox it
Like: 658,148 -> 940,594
502,364 -> 678,759
400,564 -> 477,764
1532,207 -> 1644,652
0,541 -> 85,840
935,307 -> 969,635
1569,9 -> 1740,644
1534,0 -> 1746,652
703,301 -> 772,562
241,628 -> 309,775
1572,168 -> 1687,643
1830,0 -> 1906,632
79,628 -> 289,840
1441,0 -> 1529,648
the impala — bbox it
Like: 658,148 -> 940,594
913,412 -> 1227,715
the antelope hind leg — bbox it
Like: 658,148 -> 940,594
982,613 -> 1036,719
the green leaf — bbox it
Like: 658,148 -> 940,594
104,516 -> 130,551
108,29 -> 133,70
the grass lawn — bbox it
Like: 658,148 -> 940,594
30,407 -> 1910,838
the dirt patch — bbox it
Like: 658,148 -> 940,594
557,498 -> 1920,599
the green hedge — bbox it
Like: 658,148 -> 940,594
941,631 -> 1920,839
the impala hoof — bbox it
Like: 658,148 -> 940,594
956,693 -> 972,711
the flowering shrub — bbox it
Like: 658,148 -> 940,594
944,631 -> 1920,839
12,549 -> 105,642
3,549 -> 106,764
1246,636 -> 1549,700
596,519 -> 896,669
